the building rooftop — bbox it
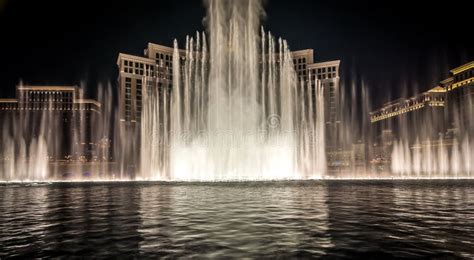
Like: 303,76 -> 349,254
18,85 -> 78,91
291,49 -> 314,56
427,86 -> 446,93
308,60 -> 341,68
450,61 -> 474,75
117,53 -> 155,66
0,99 -> 18,103
440,77 -> 454,85
370,86 -> 446,122
0,85 -> 101,108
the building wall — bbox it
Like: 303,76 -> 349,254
0,86 -> 101,161
370,87 -> 447,144
307,61 -> 341,137
292,49 -> 313,82
116,43 -> 188,125
445,62 -> 474,136
118,43 -> 341,132
367,60 -> 474,170
117,42 -> 342,170
117,54 -> 156,124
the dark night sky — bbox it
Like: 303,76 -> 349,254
0,0 -> 472,107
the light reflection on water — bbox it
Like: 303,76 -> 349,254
0,181 -> 473,258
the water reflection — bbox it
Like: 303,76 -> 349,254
138,183 -> 331,257
1,181 -> 474,258
324,181 -> 474,258
0,185 -> 48,257
391,182 -> 474,258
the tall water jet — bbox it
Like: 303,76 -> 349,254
0,84 -> 52,181
139,0 -> 326,181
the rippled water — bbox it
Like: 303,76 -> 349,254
1,181 -> 473,258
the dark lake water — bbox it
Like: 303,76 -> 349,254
1,180 -> 474,258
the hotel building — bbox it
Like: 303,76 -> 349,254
0,85 -> 102,161
369,86 -> 447,160
291,49 -> 341,128
370,60 -> 474,141
441,61 -> 474,136
117,43 -> 341,145
368,60 -> 474,170
370,86 -> 446,125
117,43 -> 183,125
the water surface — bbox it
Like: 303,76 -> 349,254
1,180 -> 473,258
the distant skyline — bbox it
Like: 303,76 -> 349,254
0,0 -> 472,107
